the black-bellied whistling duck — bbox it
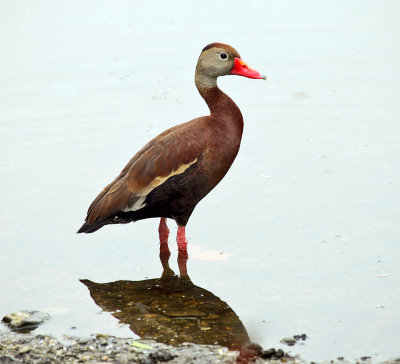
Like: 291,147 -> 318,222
78,42 -> 265,252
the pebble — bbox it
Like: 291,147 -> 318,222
18,346 -> 31,354
237,342 -> 291,363
2,310 -> 50,332
281,333 -> 308,346
261,348 -> 276,359
0,356 -> 17,364
149,349 -> 175,361
280,336 -> 297,346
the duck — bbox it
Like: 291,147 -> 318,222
77,42 -> 265,252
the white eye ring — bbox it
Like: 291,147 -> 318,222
219,52 -> 228,60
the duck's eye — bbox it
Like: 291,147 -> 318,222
219,52 -> 228,60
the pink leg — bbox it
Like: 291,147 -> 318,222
159,246 -> 171,270
160,244 -> 175,278
177,250 -> 188,277
176,225 -> 188,252
158,217 -> 170,245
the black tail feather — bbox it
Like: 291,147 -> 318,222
77,221 -> 106,234
77,211 -> 140,234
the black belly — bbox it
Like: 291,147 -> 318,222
112,162 -> 210,226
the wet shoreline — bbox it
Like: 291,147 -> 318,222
1,331 -> 398,364
0,332 -> 297,364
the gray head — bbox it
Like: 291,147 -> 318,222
195,42 -> 265,89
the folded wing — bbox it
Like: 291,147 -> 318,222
82,120 -> 207,226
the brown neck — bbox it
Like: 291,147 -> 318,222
195,78 -> 243,124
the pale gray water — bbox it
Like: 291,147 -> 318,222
1,1 -> 399,362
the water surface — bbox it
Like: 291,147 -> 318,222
1,1 -> 399,362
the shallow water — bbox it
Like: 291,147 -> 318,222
1,1 -> 400,362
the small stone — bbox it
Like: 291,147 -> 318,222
2,311 -> 30,325
249,342 -> 263,355
0,356 -> 18,364
238,342 -> 263,361
275,349 -> 285,358
2,310 -> 50,332
96,334 -> 110,338
293,333 -> 308,341
280,336 -> 297,346
149,349 -> 174,361
18,345 -> 31,354
138,357 -> 154,364
261,348 -> 276,359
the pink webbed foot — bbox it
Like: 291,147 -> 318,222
176,225 -> 188,252
158,217 -> 170,245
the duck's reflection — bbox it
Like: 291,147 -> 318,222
80,248 -> 249,350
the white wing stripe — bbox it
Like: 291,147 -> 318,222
122,158 -> 197,213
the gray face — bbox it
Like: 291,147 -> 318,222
196,47 -> 237,78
